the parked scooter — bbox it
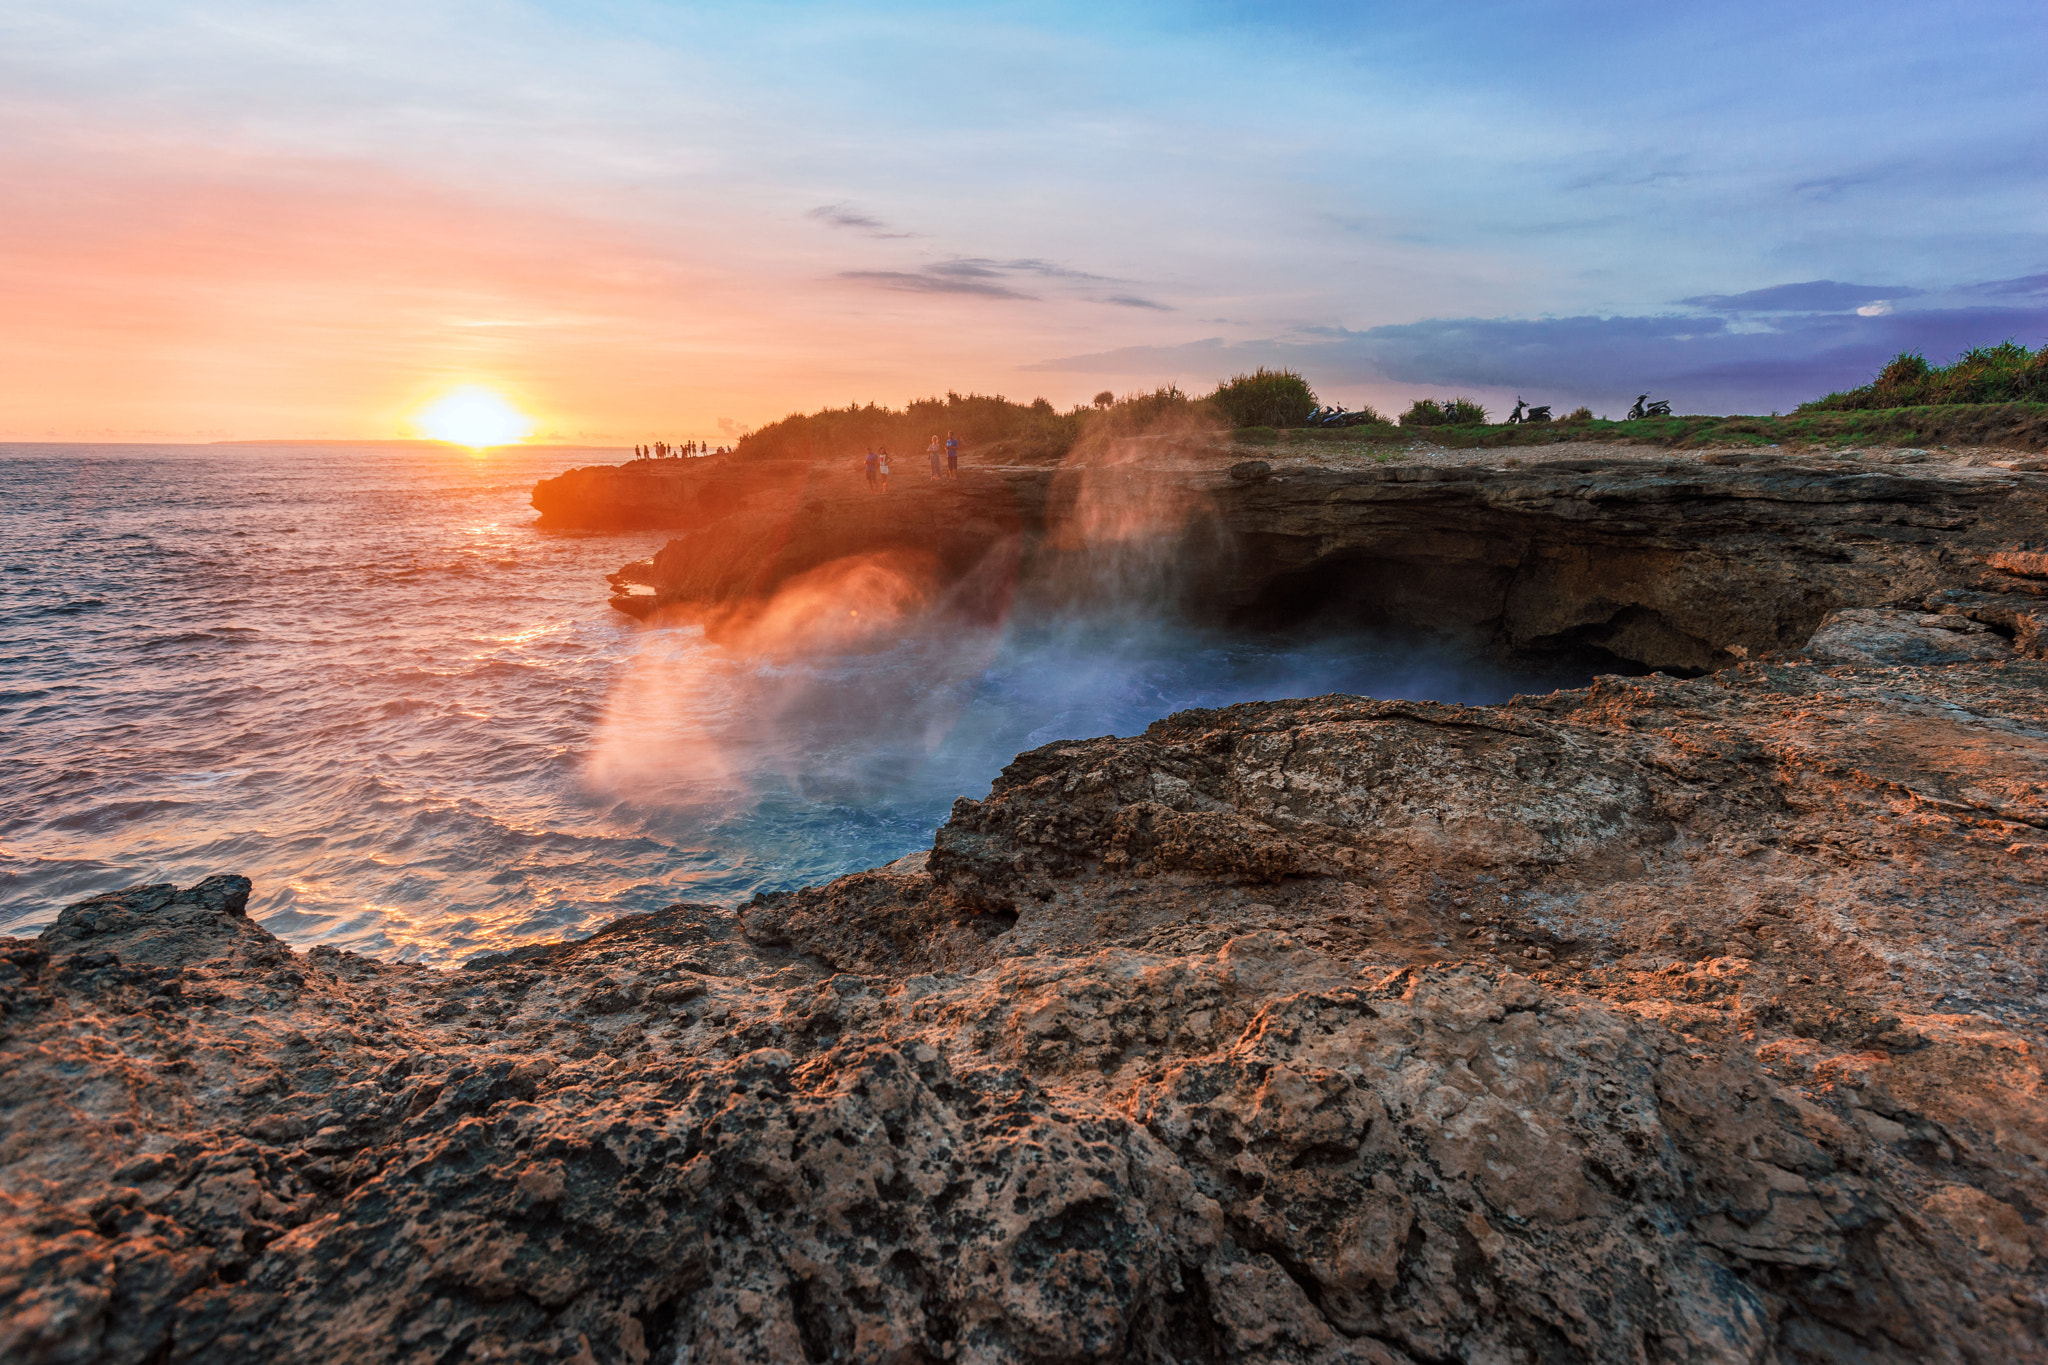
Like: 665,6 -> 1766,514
1305,406 -> 1379,428
1627,395 -> 1672,419
1507,397 -> 1552,424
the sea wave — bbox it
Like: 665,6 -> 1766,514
0,441 -> 1575,965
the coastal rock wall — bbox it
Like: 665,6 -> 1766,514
592,450 -> 2046,671
530,455 -> 779,531
639,467 -> 1052,637
7,659 -> 2045,1363
1216,459 -> 2037,669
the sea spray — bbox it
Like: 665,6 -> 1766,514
1,441 -> 1584,965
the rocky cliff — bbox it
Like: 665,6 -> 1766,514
6,655 -> 2045,1364
531,455 -> 758,531
587,443 -> 2048,673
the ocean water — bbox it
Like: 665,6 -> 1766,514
1,443 -> 1576,964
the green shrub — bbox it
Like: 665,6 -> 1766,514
1800,341 -> 2048,411
735,389 -> 1086,463
1399,397 -> 1489,427
1877,352 -> 1930,389
1059,384 -> 1223,459
1096,383 -> 1196,430
1560,406 -> 1594,424
1207,368 -> 1318,428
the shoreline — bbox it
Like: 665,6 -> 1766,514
7,653 -> 2045,1361
7,429 -> 2048,1362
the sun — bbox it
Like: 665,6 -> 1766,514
414,387 -> 535,449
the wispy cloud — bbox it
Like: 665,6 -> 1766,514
1791,173 -> 1881,202
1560,163 -> 1688,193
1971,273 -> 2048,296
836,256 -> 1149,304
838,270 -> 1037,300
1679,281 -> 1924,313
931,258 -> 1109,283
806,203 -> 914,238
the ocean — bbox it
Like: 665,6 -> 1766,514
1,442 -> 1575,964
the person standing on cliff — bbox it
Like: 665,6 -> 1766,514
945,431 -> 960,477
877,446 -> 891,492
927,435 -> 942,478
863,447 -> 878,489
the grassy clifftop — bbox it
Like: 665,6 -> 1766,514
1233,402 -> 2048,453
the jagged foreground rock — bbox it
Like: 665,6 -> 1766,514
5,661 -> 2046,1364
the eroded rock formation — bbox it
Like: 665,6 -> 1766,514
583,445 -> 2048,673
532,456 -> 750,531
6,658 -> 2045,1363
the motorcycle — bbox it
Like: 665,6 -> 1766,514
1627,395 -> 1672,420
1506,397 -> 1552,424
1305,406 -> 1379,429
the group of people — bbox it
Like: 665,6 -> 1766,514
636,439 -> 721,459
862,432 -> 961,490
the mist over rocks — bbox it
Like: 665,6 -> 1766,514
6,659 -> 2047,1364
569,438 -> 2048,675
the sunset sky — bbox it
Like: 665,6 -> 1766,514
4,0 -> 2045,441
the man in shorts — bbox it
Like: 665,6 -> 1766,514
944,431 -> 960,477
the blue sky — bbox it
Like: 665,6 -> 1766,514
3,0 -> 2044,434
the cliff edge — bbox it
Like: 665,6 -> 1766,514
584,441 -> 2048,674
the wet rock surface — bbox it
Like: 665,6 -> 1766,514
6,660 -> 2047,1363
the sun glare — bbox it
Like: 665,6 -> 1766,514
415,387 -> 535,449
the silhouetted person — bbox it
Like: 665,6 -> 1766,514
863,447 -> 878,489
877,446 -> 891,492
927,435 -> 942,478
945,431 -> 960,477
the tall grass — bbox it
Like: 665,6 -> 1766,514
1207,368 -> 1318,428
1398,397 -> 1489,427
1800,341 -> 2048,411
